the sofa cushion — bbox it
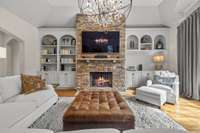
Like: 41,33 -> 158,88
0,102 -> 36,128
124,128 -> 187,133
149,84 -> 173,93
137,86 -> 167,96
0,75 -> 21,101
0,128 -> 54,133
59,129 -> 120,133
6,89 -> 55,107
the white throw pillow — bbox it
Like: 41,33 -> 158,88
0,75 -> 21,101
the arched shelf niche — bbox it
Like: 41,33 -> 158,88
154,35 -> 166,50
42,34 -> 57,46
59,35 -> 76,46
127,35 -> 139,50
140,35 -> 153,50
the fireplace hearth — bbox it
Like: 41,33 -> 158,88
90,72 -> 112,87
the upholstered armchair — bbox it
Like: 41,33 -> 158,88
147,71 -> 179,104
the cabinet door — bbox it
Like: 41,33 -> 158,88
49,71 -> 58,84
59,72 -> 69,87
132,71 -> 141,88
59,72 -> 75,87
41,72 -> 50,84
126,71 -> 141,88
67,72 -> 75,87
41,71 -> 58,85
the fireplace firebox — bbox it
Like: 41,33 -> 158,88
90,72 -> 112,87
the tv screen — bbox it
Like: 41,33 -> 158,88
82,31 -> 120,53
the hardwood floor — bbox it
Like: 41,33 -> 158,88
162,98 -> 200,133
56,89 -> 200,133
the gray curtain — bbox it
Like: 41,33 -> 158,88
177,7 -> 200,100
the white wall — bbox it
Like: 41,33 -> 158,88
125,28 -> 169,71
0,8 -> 39,75
159,0 -> 200,73
168,27 -> 178,73
6,39 -> 23,76
127,6 -> 162,26
0,31 -> 7,76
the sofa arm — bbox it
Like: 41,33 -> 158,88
0,128 -> 54,133
46,84 -> 58,98
46,84 -> 55,91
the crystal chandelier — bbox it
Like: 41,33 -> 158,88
78,0 -> 133,27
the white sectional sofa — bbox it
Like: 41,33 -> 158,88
0,128 -> 54,133
0,75 -> 58,128
0,128 -> 188,133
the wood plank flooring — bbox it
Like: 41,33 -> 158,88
56,89 -> 200,133
162,98 -> 200,133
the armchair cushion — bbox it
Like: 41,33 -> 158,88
149,84 -> 173,93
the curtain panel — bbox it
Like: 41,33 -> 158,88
177,7 -> 200,100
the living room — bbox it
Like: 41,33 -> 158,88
0,0 -> 199,133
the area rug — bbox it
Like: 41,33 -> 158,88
30,97 -> 186,132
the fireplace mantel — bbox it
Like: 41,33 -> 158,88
77,58 -> 125,61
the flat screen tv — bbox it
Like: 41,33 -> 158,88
82,31 -> 120,53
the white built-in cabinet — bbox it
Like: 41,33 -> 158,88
126,71 -> 155,88
39,27 -> 169,89
125,28 -> 169,89
39,28 -> 76,88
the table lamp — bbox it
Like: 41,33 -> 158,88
153,54 -> 165,70
0,47 -> 6,58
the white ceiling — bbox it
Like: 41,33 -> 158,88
133,0 -> 164,6
0,0 -> 198,28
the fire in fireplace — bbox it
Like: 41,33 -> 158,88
90,72 -> 112,87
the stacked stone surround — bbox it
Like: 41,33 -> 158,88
76,14 -> 125,91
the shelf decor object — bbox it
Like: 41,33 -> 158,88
42,35 -> 57,45
154,35 -> 166,50
78,0 -> 132,27
59,35 -> 76,71
127,35 -> 139,50
41,35 -> 58,71
153,54 -> 165,70
0,47 -> 6,58
140,35 -> 153,50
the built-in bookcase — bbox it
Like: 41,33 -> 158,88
127,34 -> 166,51
40,34 -> 76,72
39,28 -> 76,88
41,35 -> 58,71
59,35 -> 76,71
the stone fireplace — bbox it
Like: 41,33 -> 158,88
90,72 -> 112,87
76,14 -> 125,91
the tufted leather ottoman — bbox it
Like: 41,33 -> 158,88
63,90 -> 135,131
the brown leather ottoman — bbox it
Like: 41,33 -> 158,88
63,90 -> 135,131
